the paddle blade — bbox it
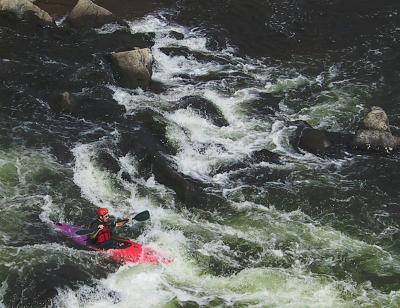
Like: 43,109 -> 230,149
133,210 -> 150,222
75,229 -> 94,235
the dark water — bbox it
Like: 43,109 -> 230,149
1,0 -> 400,307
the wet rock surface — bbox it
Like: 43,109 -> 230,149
66,0 -> 115,28
0,0 -> 54,24
176,96 -> 229,127
35,0 -> 176,20
110,48 -> 153,89
291,106 -> 400,157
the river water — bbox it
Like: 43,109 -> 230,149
1,0 -> 400,307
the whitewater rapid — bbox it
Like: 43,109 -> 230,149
46,14 -> 400,307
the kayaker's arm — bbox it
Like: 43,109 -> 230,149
116,216 -> 132,228
89,224 -> 104,239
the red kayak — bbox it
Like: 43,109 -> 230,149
55,223 -> 172,265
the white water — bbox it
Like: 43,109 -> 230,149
50,13 -> 400,308
55,142 -> 400,306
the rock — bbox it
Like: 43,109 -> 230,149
66,0 -> 115,28
240,92 -> 281,117
49,91 -> 126,122
352,129 -> 398,153
151,156 -> 227,209
211,161 -> 248,175
362,106 -> 390,132
176,96 -> 229,127
289,120 -> 312,152
351,106 -> 400,153
149,80 -> 168,94
121,171 -> 132,182
168,30 -> 184,40
159,46 -> 230,65
94,30 -> 155,53
119,109 -> 176,159
298,128 -> 332,154
34,0 -> 76,19
250,149 -> 280,164
0,0 -> 53,24
2,262 -> 94,308
96,150 -> 120,174
116,109 -> 226,209
109,48 -> 153,89
290,120 -> 354,158
50,92 -> 79,113
290,107 -> 400,156
211,149 -> 280,176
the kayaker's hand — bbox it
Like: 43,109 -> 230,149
127,215 -> 132,222
98,225 -> 104,230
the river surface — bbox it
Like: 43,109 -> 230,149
1,0 -> 400,307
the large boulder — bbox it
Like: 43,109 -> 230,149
352,106 -> 400,153
0,0 -> 53,24
362,106 -> 390,132
66,0 -> 115,28
109,48 -> 153,90
352,129 -> 399,153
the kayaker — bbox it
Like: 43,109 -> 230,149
90,207 -> 132,250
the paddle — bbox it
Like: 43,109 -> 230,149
76,210 -> 150,235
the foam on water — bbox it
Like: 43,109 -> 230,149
59,141 -> 400,306
0,147 -> 72,244
264,74 -> 310,94
50,13 -> 400,308
110,13 -> 366,186
54,230 -> 352,308
107,20 -> 280,181
72,142 -> 128,215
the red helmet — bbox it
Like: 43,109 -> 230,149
97,208 -> 109,216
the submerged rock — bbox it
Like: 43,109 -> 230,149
66,0 -> 115,28
168,30 -> 184,40
110,48 -> 153,89
50,92 -> 79,113
0,0 -> 53,24
176,96 -> 229,127
240,92 -> 281,117
211,149 -> 281,176
251,149 -> 281,164
298,128 -> 332,154
117,109 -> 226,209
96,149 -> 120,174
119,109 -> 175,156
290,120 -> 353,158
152,156 -> 227,209
49,91 -> 125,122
